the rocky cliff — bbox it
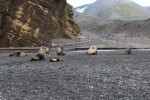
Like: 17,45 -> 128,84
0,0 -> 80,47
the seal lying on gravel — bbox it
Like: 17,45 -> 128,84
125,48 -> 132,55
9,51 -> 27,57
49,57 -> 64,62
31,46 -> 47,61
57,46 -> 65,56
86,45 -> 97,55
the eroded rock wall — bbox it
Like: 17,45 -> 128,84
0,0 -> 79,47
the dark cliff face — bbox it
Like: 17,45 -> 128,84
0,0 -> 80,47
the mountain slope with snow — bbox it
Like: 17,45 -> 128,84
74,0 -> 150,21
74,12 -> 150,39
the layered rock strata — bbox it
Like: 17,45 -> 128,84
0,0 -> 80,47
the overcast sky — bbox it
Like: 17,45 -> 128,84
67,0 -> 150,7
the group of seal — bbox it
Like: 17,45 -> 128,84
30,46 -> 65,62
49,46 -> 65,62
9,45 -> 132,62
9,46 -> 65,62
86,46 -> 132,55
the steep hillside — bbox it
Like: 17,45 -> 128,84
74,0 -> 150,21
0,0 -> 80,47
74,12 -> 150,40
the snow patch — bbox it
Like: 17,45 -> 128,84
76,6 -> 88,13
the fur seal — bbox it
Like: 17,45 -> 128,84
57,46 -> 65,56
45,46 -> 50,54
86,45 -> 97,55
125,48 -> 132,55
49,57 -> 64,62
31,46 -> 47,61
9,51 -> 27,57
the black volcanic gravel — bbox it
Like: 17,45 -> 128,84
0,50 -> 150,100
